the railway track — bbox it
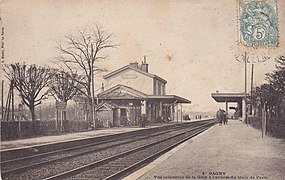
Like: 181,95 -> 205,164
1,119 -> 216,180
1,123 -> 195,173
1,123 -> 192,162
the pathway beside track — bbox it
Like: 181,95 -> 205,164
125,120 -> 285,180
1,119 -> 215,180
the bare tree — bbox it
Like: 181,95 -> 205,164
4,63 -> 52,134
55,25 -> 118,129
49,70 -> 83,131
49,70 -> 82,102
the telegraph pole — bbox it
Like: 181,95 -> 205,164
244,51 -> 247,125
236,52 -> 270,125
250,64 -> 254,115
91,44 -> 96,130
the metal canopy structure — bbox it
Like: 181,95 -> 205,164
147,95 -> 191,104
211,93 -> 248,103
98,84 -> 191,104
211,92 -> 250,120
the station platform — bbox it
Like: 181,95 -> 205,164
125,120 -> 285,180
0,119 -> 208,151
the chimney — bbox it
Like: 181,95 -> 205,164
129,61 -> 139,69
141,55 -> 148,72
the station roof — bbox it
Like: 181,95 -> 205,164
98,84 -> 191,104
211,92 -> 249,102
103,64 -> 167,83
148,95 -> 191,103
96,101 -> 119,110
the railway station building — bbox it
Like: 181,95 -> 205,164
96,58 -> 191,127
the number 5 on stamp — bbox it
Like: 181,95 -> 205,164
238,0 -> 278,48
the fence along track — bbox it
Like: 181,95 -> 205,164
1,121 -> 210,178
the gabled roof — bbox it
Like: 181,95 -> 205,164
98,84 -> 147,100
96,101 -> 119,111
103,65 -> 167,83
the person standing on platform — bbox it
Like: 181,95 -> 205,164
138,115 -> 142,127
224,111 -> 228,125
216,109 -> 223,125
222,110 -> 227,125
141,114 -> 146,127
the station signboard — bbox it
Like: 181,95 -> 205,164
56,101 -> 67,110
77,101 -> 87,109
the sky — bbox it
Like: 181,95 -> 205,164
1,0 -> 285,112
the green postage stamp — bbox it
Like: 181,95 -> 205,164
238,0 -> 278,48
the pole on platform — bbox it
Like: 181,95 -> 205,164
262,101 -> 267,138
263,106 -> 267,135
61,110 -> 63,132
244,51 -> 248,126
11,80 -> 14,121
4,81 -> 13,121
56,110 -> 58,130
176,103 -> 178,123
250,64 -> 254,115
261,111 -> 263,138
1,80 -> 4,120
91,44 -> 96,130
261,102 -> 266,138
225,99 -> 228,115
181,104 -> 183,122
18,113 -> 21,137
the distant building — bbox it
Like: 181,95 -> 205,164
97,57 -> 191,127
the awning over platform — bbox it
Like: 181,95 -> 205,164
96,101 -> 119,111
98,84 -> 191,104
98,84 -> 147,100
147,95 -> 191,103
211,92 -> 249,102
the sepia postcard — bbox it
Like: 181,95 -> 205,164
1,0 -> 285,180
